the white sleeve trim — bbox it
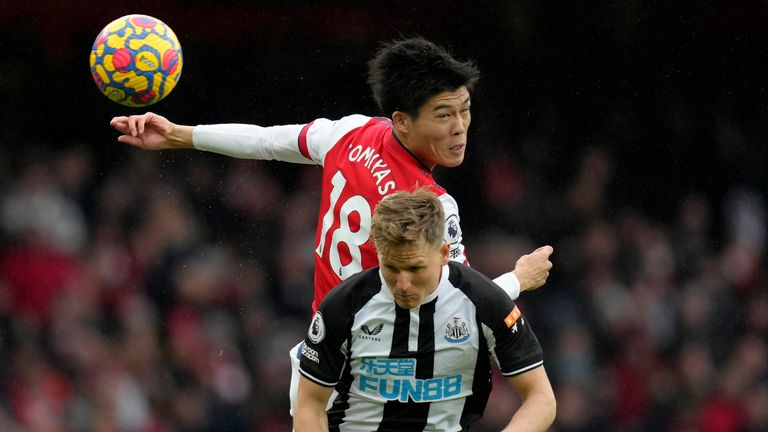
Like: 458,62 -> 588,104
298,367 -> 338,388
493,272 -> 521,300
501,360 -> 544,377
193,123 -> 313,164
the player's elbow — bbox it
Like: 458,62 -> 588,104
528,384 -> 557,429
541,389 -> 557,427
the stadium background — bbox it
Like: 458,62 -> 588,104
1,1 -> 766,431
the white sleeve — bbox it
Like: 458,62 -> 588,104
439,193 -> 467,263
192,123 -> 313,164
439,193 -> 522,301
192,115 -> 372,166
301,115 -> 371,162
493,272 -> 521,301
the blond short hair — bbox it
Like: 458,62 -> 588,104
371,188 -> 445,259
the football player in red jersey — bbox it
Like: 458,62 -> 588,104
110,37 -> 554,418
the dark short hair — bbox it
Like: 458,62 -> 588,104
367,37 -> 480,118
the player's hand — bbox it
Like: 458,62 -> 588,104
513,245 -> 553,292
110,112 -> 175,150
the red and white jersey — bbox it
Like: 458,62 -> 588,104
193,115 -> 517,313
297,115 -> 466,311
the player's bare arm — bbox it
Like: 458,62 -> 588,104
294,376 -> 333,432
110,112 -> 194,151
513,245 -> 554,292
502,366 -> 556,432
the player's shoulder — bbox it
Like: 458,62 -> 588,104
309,114 -> 376,134
447,262 -> 511,306
308,115 -> 389,152
304,114 -> 384,161
437,191 -> 456,205
438,192 -> 459,230
446,261 -> 494,284
341,115 -> 393,138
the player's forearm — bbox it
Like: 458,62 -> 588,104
293,406 -> 329,432
192,123 -> 312,163
501,389 -> 556,432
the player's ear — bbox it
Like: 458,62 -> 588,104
440,242 -> 450,265
392,111 -> 410,133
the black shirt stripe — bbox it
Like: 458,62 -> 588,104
377,298 -> 437,431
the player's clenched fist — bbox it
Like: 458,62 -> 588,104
513,245 -> 554,292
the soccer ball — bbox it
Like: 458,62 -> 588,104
90,14 -> 183,107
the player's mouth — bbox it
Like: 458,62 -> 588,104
395,293 -> 416,303
395,295 -> 418,308
449,144 -> 465,155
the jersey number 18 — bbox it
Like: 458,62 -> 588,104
315,171 -> 372,279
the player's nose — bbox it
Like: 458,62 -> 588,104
451,114 -> 467,135
396,273 -> 412,290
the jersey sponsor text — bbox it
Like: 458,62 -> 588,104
358,357 -> 463,402
302,344 -> 320,364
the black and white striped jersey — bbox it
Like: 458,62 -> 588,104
299,261 -> 544,431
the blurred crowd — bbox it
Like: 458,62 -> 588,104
0,132 -> 765,432
2,2 -> 767,431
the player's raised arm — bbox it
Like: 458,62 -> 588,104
489,245 -> 553,300
110,112 -> 194,151
513,245 -> 554,292
439,194 -> 553,299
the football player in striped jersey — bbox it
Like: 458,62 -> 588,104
295,188 -> 555,431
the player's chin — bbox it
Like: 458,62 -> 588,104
440,153 -> 465,168
442,144 -> 466,166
